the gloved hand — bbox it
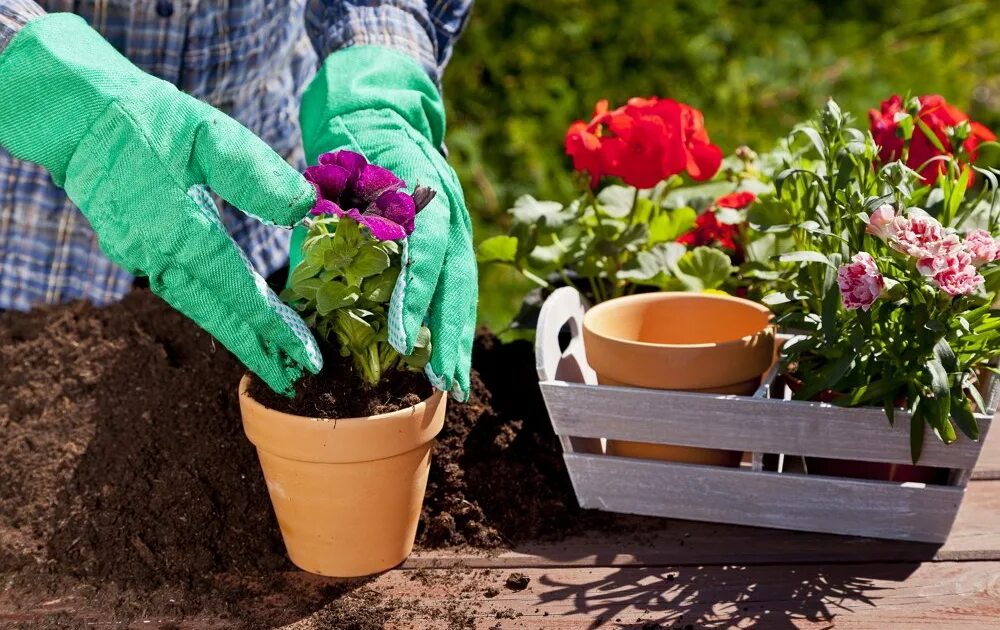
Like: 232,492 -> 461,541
295,46 -> 478,401
0,14 -> 322,394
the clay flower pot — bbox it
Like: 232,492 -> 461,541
583,292 -> 774,466
781,373 -> 946,484
238,375 -> 446,577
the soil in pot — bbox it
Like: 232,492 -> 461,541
583,292 -> 774,467
245,350 -> 432,418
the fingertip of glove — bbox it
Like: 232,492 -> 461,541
450,381 -> 470,403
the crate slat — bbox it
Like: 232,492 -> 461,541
542,381 -> 991,469
564,453 -> 963,543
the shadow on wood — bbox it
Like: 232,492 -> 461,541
531,563 -> 920,629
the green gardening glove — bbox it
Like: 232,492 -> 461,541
0,14 -> 322,394
296,46 -> 478,401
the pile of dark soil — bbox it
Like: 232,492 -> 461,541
0,289 -> 612,627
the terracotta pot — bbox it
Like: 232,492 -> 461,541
238,375 -> 446,577
583,292 -> 774,466
804,456 -> 948,485
781,374 -> 946,484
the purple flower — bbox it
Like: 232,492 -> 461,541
305,150 -> 435,241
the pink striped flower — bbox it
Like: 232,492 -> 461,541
837,252 -> 885,311
865,203 -> 897,240
963,229 -> 1000,267
917,248 -> 984,296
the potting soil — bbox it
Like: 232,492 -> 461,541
0,289 -> 624,627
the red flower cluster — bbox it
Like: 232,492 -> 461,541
869,94 -> 996,183
676,191 -> 755,256
565,97 -> 723,189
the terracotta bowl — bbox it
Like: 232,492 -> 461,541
583,292 -> 775,392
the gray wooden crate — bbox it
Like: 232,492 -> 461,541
535,287 -> 999,543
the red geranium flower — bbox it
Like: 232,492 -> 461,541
676,191 -> 754,261
869,94 -> 996,183
564,97 -> 722,189
714,191 -> 756,209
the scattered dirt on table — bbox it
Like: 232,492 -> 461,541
0,289 -> 631,627
247,350 -> 431,418
504,571 -> 530,591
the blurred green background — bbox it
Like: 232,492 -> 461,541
440,0 -> 1000,330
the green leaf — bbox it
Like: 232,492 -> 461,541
289,262 -> 321,287
925,356 -> 956,444
951,390 -> 980,441
926,355 -> 950,400
674,247 -> 736,291
361,266 -> 400,304
596,185 -> 638,218
910,398 -> 926,464
291,277 -> 325,301
618,242 -> 686,287
304,235 -> 333,269
510,195 -> 573,229
334,308 -> 377,353
794,352 -> 854,401
528,242 -> 564,267
347,244 -> 391,284
792,125 -> 826,158
762,291 -> 806,306
933,338 -> 957,373
316,281 -> 360,316
747,197 -> 792,231
648,207 -> 696,244
776,251 -> 836,268
401,326 -> 432,371
821,282 -> 840,346
477,235 -> 519,263
332,217 -> 363,253
841,378 -> 900,407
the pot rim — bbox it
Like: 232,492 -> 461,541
238,374 -> 446,464
583,291 -> 773,350
238,373 -> 439,425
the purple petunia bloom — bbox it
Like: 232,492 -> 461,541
305,150 -> 435,241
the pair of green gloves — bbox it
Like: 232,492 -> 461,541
0,14 -> 476,400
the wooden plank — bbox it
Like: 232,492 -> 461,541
972,421 -> 1000,479
8,562 -> 1000,628
407,480 -> 1000,569
564,453 -> 963,543
334,562 -> 1000,628
542,380 -> 990,469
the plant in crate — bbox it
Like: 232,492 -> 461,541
477,97 -> 763,329
240,150 -> 444,578
750,97 -> 1000,465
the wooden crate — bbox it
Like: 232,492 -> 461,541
535,287 -> 999,543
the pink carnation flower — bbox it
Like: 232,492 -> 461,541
917,248 -> 984,296
866,204 -> 897,240
888,214 -> 959,259
963,229 -> 1000,267
837,252 -> 884,311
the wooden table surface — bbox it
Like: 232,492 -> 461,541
357,429 -> 1000,629
6,431 -> 1000,629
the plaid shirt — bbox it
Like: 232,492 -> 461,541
0,0 -> 471,311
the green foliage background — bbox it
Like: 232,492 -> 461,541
440,0 -> 1000,329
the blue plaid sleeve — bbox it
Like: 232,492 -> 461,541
305,0 -> 473,86
0,0 -> 45,55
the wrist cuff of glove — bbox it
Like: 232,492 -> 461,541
301,45 -> 448,164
